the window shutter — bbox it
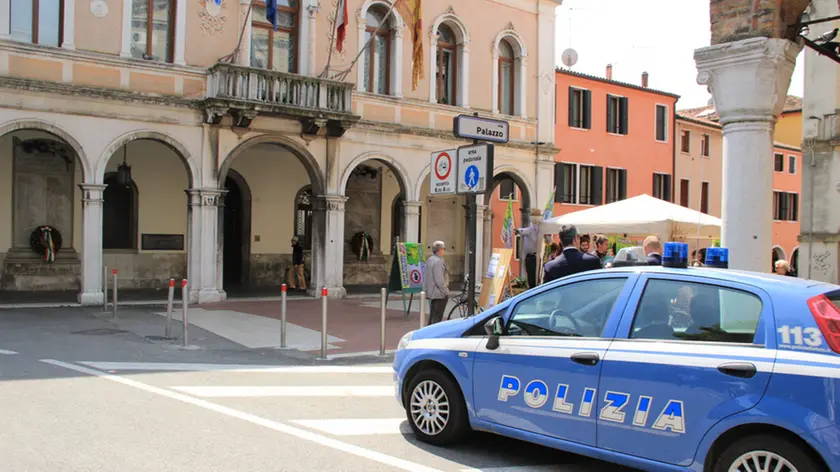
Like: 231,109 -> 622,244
619,169 -> 627,200
619,97 -> 629,135
583,90 -> 592,129
606,97 -> 614,133
568,87 -> 575,127
591,166 -> 604,205
554,163 -> 565,203
652,174 -> 657,197
664,175 -> 673,202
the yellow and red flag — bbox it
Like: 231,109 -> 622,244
395,0 -> 424,90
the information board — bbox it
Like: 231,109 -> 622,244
479,248 -> 513,310
387,242 -> 426,317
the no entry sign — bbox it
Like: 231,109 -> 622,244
430,149 -> 456,195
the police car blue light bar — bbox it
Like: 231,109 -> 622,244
704,247 -> 729,268
662,242 -> 689,268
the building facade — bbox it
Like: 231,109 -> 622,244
489,66 -> 679,274
0,0 -> 560,303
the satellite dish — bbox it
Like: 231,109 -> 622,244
561,48 -> 579,68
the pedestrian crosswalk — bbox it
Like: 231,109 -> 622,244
73,360 -> 622,472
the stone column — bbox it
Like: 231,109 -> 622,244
186,190 -> 203,303
174,0 -> 187,65
237,0 -> 253,66
78,184 -> 107,306
312,195 -> 347,298
0,0 -> 9,40
402,201 -> 422,243
62,0 -> 75,49
199,189 -> 225,304
695,37 -> 801,273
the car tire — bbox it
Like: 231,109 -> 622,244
405,369 -> 470,446
712,434 -> 826,472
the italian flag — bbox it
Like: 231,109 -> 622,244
336,0 -> 348,52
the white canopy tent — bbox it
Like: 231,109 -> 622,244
539,194 -> 722,239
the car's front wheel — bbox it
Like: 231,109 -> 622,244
405,369 -> 469,446
713,434 -> 826,472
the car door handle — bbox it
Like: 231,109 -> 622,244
571,352 -> 600,366
718,362 -> 757,379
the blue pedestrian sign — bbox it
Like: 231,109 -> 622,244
465,165 -> 479,190
457,144 -> 493,194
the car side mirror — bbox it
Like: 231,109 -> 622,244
484,317 -> 503,350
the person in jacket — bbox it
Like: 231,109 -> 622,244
288,236 -> 306,291
644,235 -> 663,266
543,225 -> 602,282
423,241 -> 451,325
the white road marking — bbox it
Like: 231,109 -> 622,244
327,350 -> 397,359
291,418 -> 411,436
0,349 -> 18,355
78,362 -> 394,374
172,385 -> 395,398
40,359 -> 443,472
460,467 -> 570,472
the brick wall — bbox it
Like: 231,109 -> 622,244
710,0 -> 810,44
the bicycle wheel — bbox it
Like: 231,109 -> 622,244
446,301 -> 463,320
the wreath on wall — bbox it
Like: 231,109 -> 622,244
350,231 -> 374,261
29,225 -> 63,264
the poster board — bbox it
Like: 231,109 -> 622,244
386,242 -> 425,316
479,248 -> 513,310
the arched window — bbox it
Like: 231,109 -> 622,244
130,0 -> 176,62
498,39 -> 515,116
251,0 -> 298,72
294,185 -> 313,250
10,0 -> 63,46
436,24 -> 457,105
363,5 -> 391,95
102,173 -> 138,250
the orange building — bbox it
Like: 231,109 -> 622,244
490,66 -> 679,274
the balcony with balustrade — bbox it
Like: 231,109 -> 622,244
203,63 -> 360,136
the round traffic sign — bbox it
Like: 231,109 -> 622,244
464,165 -> 479,189
434,152 -> 451,180
410,269 -> 422,284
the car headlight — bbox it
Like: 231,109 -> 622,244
397,331 -> 413,351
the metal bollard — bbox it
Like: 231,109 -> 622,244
319,287 -> 328,359
102,265 -> 108,312
280,283 -> 288,349
419,291 -> 426,328
181,279 -> 189,347
112,269 -> 118,318
379,287 -> 387,356
165,278 -> 175,338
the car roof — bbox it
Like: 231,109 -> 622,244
583,265 -> 840,293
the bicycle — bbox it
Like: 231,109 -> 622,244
446,275 -> 482,320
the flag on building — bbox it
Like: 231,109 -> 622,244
501,196 -> 514,249
543,186 -> 556,220
335,0 -> 348,52
395,0 -> 424,90
266,0 -> 278,30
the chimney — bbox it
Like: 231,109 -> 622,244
642,71 -> 649,88
606,64 -> 613,80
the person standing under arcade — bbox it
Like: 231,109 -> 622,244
514,209 -> 544,289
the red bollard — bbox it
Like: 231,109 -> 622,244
320,287 -> 328,359
281,284 -> 288,348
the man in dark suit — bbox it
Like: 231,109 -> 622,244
644,235 -> 663,266
544,224 -> 603,283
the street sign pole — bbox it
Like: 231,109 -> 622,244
453,113 -> 502,318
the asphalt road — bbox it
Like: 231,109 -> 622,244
0,308 -> 635,471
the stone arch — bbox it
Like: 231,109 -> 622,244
98,130 -> 198,187
492,29 -> 527,58
219,134 -> 325,196
486,165 -> 534,210
339,152 -> 412,198
357,0 -> 406,29
0,118 -> 92,179
431,11 -> 470,44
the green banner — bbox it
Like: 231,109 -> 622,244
389,242 -> 425,293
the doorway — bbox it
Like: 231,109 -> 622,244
223,171 -> 251,290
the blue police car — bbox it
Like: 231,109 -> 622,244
393,245 -> 840,472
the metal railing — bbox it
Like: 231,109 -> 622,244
207,63 -> 354,114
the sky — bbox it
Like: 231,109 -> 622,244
554,0 -> 805,109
